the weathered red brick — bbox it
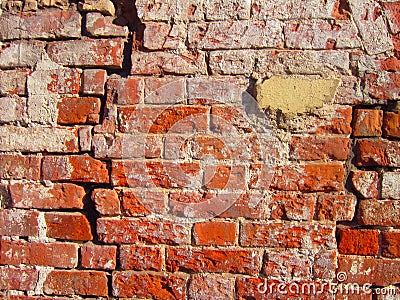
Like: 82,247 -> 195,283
166,247 -> 261,275
380,57 -> 400,71
0,40 -> 46,68
78,126 -> 92,151
382,172 -> 400,199
120,245 -> 162,271
0,10 -> 81,40
86,12 -> 128,37
290,136 -> 350,160
0,266 -> 38,292
143,22 -> 186,50
381,231 -> 400,258
356,139 -> 400,167
47,38 -> 125,67
365,72 -> 400,100
271,163 -> 345,192
263,248 -> 312,278
383,111 -> 400,138
0,154 -> 40,180
107,75 -> 143,105
112,272 -> 187,299
0,69 -> 29,96
188,20 -> 283,49
338,228 -> 379,255
0,96 -> 26,123
144,77 -> 186,104
338,256 -> 400,286
44,270 -> 108,296
268,192 -> 315,221
0,209 -> 39,237
188,274 -> 235,300
118,105 -> 208,133
315,194 -> 357,221
210,105 -> 254,133
0,239 -> 78,268
91,188 -> 120,216
42,155 -> 109,183
57,97 -> 101,125
111,160 -> 201,188
119,188 -> 155,216
353,109 -> 383,137
351,171 -> 379,199
131,50 -> 207,75
240,221 -> 335,249
204,165 -> 246,190
82,69 -> 107,96
32,67 -> 81,95
382,1 -> 400,34
10,182 -> 85,209
193,221 -> 237,246
81,243 -> 116,270
97,217 -> 190,245
359,199 -> 400,226
45,212 -> 93,241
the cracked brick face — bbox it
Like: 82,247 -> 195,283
0,0 -> 399,299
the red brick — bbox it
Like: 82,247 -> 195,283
188,274 -> 235,300
315,194 -> 357,221
365,72 -> 400,100
111,160 -> 201,188
0,40 -> 45,68
0,154 -> 40,180
313,250 -> 337,280
0,209 -> 39,237
143,22 -> 186,50
42,155 -> 109,183
315,106 -> 352,134
166,247 -> 261,275
0,69 -> 29,96
271,163 -> 345,192
0,10 -> 81,40
380,57 -> 400,71
86,12 -> 128,37
188,20 -> 282,49
120,245 -> 162,271
39,67 -> 81,95
219,192 -> 265,219
382,1 -> 400,34
97,217 -> 190,245
118,105 -> 208,133
359,199 -> 400,226
211,105 -> 254,133
91,188 -> 120,216
381,231 -> 400,258
240,221 -> 335,249
353,109 -> 383,137
47,38 -> 125,67
10,182 -> 85,209
356,139 -> 400,167
204,165 -> 246,190
57,97 -> 101,125
0,239 -> 78,268
144,77 -> 185,104
131,50 -> 206,75
0,266 -> 38,292
193,221 -> 237,246
338,228 -> 379,255
338,256 -> 400,286
351,171 -> 379,199
268,192 -> 315,221
44,270 -> 108,296
82,69 -> 107,96
45,212 -> 93,241
81,243 -> 116,270
78,126 -> 92,151
112,272 -> 187,299
107,75 -> 143,105
263,249 -> 312,278
290,136 -> 350,160
120,188 -> 153,216
383,111 -> 400,138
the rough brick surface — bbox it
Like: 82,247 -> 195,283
1,0 -> 399,297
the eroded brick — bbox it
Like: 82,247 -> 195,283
81,243 -> 116,270
119,245 -> 162,271
45,212 -> 93,241
57,97 -> 101,125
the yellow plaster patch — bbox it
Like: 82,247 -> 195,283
255,76 -> 340,114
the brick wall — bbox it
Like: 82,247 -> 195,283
0,0 -> 399,299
